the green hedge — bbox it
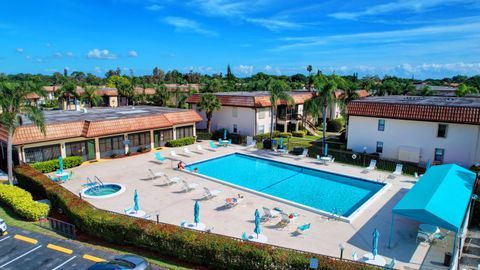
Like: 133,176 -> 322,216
14,165 -> 377,270
31,156 -> 83,173
326,119 -> 344,132
165,137 -> 196,147
292,131 -> 306,138
0,184 -> 50,221
254,131 -> 292,141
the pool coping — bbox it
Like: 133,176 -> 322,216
80,183 -> 126,199
183,151 -> 391,223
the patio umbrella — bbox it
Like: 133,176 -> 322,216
133,190 -> 139,212
58,156 -> 64,173
223,129 -> 227,140
254,209 -> 261,239
324,144 -> 328,157
279,136 -> 283,148
426,159 -> 431,171
372,228 -> 379,259
194,201 -> 200,225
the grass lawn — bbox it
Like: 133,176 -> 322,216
0,204 -> 194,270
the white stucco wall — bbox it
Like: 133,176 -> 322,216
347,116 -> 480,167
193,105 -> 257,136
256,107 -> 273,135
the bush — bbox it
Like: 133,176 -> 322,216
31,156 -> 83,173
0,184 -> 50,221
254,131 -> 292,141
326,119 -> 344,132
292,131 -> 306,137
165,137 -> 196,147
211,130 -> 246,145
14,165 -> 376,270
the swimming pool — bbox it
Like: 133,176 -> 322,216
187,153 -> 385,220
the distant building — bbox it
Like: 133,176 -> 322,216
346,96 -> 480,167
187,91 -> 315,136
0,106 -> 202,164
414,83 -> 458,96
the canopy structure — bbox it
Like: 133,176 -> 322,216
388,164 -> 477,256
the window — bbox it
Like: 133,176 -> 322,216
24,145 -> 61,163
176,126 -> 194,139
376,141 -> 384,153
99,136 -> 124,158
232,107 -> 238,118
128,132 -> 150,148
378,119 -> 385,131
437,124 -> 448,138
233,124 -> 238,133
434,148 -> 445,163
258,125 -> 265,134
258,109 -> 266,119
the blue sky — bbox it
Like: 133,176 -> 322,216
1,0 -> 480,78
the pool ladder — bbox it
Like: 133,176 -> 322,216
86,176 -> 104,193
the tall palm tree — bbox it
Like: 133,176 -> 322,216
0,82 -> 46,184
197,93 -> 221,133
152,83 -> 171,106
266,78 -> 293,141
81,85 -> 101,107
57,81 -> 78,110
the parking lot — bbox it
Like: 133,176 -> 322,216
0,226 -> 161,270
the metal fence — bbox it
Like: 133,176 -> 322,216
39,217 -> 76,238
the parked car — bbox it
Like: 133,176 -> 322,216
0,218 -> 7,235
87,255 -> 151,270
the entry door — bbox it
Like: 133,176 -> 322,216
87,140 -> 96,160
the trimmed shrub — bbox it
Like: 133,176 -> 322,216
292,131 -> 306,137
254,131 -> 292,141
14,165 -> 377,270
0,184 -> 50,221
326,119 -> 344,132
165,137 -> 196,147
31,156 -> 83,173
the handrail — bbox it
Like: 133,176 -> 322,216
94,176 -> 104,186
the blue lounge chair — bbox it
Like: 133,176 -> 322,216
227,139 -> 232,146
209,141 -> 219,149
155,152 -> 166,162
384,258 -> 395,269
48,175 -> 59,182
295,223 -> 311,235
241,232 -> 249,240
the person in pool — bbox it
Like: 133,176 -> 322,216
193,167 -> 198,173
177,161 -> 186,170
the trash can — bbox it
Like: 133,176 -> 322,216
443,252 -> 452,266
263,139 -> 272,149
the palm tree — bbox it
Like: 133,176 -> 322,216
266,78 -> 293,141
81,85 -> 101,107
0,82 -> 46,184
57,81 -> 78,110
152,83 -> 171,106
197,93 -> 221,133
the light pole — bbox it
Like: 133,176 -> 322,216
339,243 -> 345,260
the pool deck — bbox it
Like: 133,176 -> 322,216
62,142 -> 450,270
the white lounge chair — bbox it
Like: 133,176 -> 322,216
196,144 -> 205,152
201,187 -> 221,200
278,212 -> 298,226
362,160 -> 377,173
325,157 -> 335,165
244,136 -> 257,150
148,169 -> 165,180
262,207 -> 281,222
170,150 -> 180,159
181,180 -> 198,192
163,175 -> 180,185
296,149 -> 308,160
183,147 -> 193,156
389,164 -> 403,178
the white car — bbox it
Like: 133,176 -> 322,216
0,218 -> 7,235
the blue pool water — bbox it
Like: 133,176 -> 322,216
187,153 -> 384,217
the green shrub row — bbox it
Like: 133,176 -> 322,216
326,119 -> 344,132
254,131 -> 292,141
31,156 -> 83,173
14,165 -> 377,270
165,136 -> 196,147
0,184 -> 50,221
292,131 -> 306,137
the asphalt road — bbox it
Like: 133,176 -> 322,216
0,226 -> 164,270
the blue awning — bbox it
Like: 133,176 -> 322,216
393,164 -> 476,232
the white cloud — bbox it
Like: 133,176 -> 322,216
145,4 -> 163,11
25,55 -> 31,60
15,48 -> 24,53
237,64 -> 253,75
45,43 -> 51,47
93,67 -> 103,74
264,65 -> 272,71
162,16 -> 217,36
86,48 -> 117,59
128,50 -> 138,57
244,17 -> 301,31
65,52 -> 74,57
53,52 -> 63,58
35,58 -> 43,63
330,0 -> 478,20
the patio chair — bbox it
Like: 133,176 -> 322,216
241,232 -> 249,241
389,164 -> 403,178
209,141 -> 219,149
170,150 -> 180,159
201,187 -> 221,200
225,196 -> 243,208
277,212 -> 298,227
362,160 -> 377,173
48,175 -> 59,182
325,157 -> 335,165
414,172 -> 423,179
196,144 -> 205,152
296,149 -> 308,160
155,152 -> 166,162
294,223 -> 311,235
352,250 -> 358,261
384,258 -> 395,269
180,180 -> 199,192
183,147 -> 193,156
227,139 -> 232,146
123,207 -> 131,214
244,140 -> 257,150
163,175 -> 180,185
261,207 -> 281,222
148,169 -> 165,180
416,231 -> 432,244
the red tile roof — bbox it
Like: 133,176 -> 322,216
0,110 -> 203,145
187,91 -> 314,108
348,96 -> 480,125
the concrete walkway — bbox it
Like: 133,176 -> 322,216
61,142 -> 447,269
